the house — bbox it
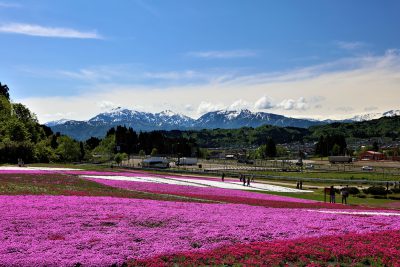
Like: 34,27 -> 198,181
359,151 -> 385,161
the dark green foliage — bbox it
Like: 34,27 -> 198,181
0,82 -> 74,164
40,125 -> 53,137
346,187 -> 360,195
265,137 -> 277,157
362,186 -> 387,195
0,141 -> 36,163
310,116 -> 400,140
0,82 -> 10,100
173,125 -> 308,148
372,141 -> 379,152
85,137 -> 101,150
315,134 -> 347,156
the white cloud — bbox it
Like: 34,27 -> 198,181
144,70 -> 200,80
97,101 -> 120,110
0,23 -> 102,39
197,101 -> 225,115
228,99 -> 250,111
277,97 -> 308,111
187,50 -> 257,59
336,41 -> 367,50
254,96 -> 274,110
184,104 -> 194,112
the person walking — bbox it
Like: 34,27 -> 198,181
330,185 -> 336,203
251,175 -> 255,182
239,174 -> 243,182
243,175 -> 246,186
221,173 -> 225,182
247,176 -> 250,186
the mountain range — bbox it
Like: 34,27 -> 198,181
46,108 -> 400,141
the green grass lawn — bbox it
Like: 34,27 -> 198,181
254,169 -> 400,181
251,189 -> 400,209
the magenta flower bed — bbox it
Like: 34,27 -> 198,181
88,178 -> 316,204
132,230 -> 400,266
1,195 -> 400,266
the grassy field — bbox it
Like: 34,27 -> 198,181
255,189 -> 400,209
254,169 -> 400,181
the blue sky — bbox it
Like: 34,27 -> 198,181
1,0 -> 400,122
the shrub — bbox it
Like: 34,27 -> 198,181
355,194 -> 367,198
391,188 -> 400,194
362,186 -> 387,195
345,187 -> 360,195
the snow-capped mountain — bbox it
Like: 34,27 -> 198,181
195,109 -> 324,129
47,108 -> 326,140
348,110 -> 400,122
87,107 -> 195,129
46,108 -> 400,140
45,118 -> 72,127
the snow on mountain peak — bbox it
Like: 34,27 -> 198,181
158,110 -> 177,117
45,118 -> 71,126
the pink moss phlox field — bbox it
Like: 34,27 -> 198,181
131,230 -> 400,267
1,195 -> 400,266
88,177 -> 316,204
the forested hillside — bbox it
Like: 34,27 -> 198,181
0,83 -> 87,163
309,116 -> 400,140
162,126 -> 309,148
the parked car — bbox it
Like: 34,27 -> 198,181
361,166 -> 373,171
305,164 -> 314,170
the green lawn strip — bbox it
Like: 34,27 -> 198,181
247,189 -> 399,209
0,173 -> 213,203
253,169 -> 399,181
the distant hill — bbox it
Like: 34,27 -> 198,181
47,108 -> 328,140
309,115 -> 400,139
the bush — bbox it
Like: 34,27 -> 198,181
344,187 -> 360,195
355,194 -> 367,198
388,196 -> 400,200
362,186 -> 387,195
391,188 -> 400,194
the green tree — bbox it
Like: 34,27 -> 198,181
114,153 -> 127,166
332,144 -> 341,156
265,137 -> 277,158
151,148 -> 158,156
12,103 -> 37,122
0,82 -> 10,100
138,149 -> 146,157
372,141 -> 379,152
5,119 -> 31,142
56,136 -> 81,162
0,95 -> 12,119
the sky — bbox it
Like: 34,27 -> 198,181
1,0 -> 400,123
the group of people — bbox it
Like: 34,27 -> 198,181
239,174 -> 254,186
296,180 -> 303,189
329,185 -> 349,204
221,173 -> 255,187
